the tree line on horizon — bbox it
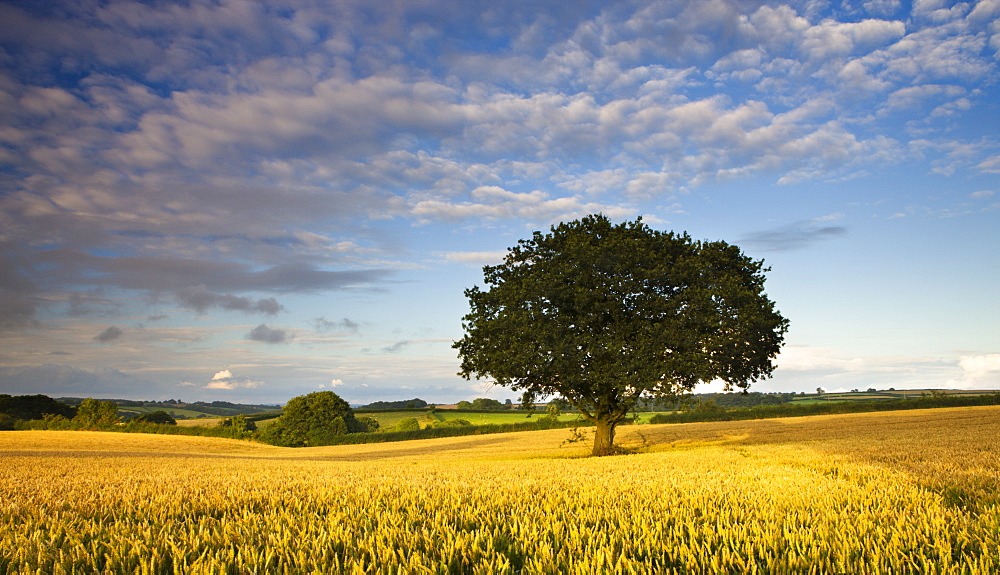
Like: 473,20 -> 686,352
5,389 -> 1000,449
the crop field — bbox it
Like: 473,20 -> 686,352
787,389 -> 1000,405
2,406 -> 998,573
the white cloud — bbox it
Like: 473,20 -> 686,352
948,354 -> 1000,388
204,369 -> 263,390
626,172 -> 682,199
913,0 -> 970,23
557,169 -> 630,196
967,0 -> 1000,23
211,369 -> 233,381
800,19 -> 906,62
773,345 -> 951,378
885,84 -> 966,113
977,156 -> 1000,174
442,251 -> 507,265
410,190 -> 635,224
774,345 -> 868,372
864,0 -> 903,18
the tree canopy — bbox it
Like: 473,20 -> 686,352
0,394 -> 76,421
73,398 -> 120,428
131,410 -> 177,425
454,215 -> 789,455
260,391 -> 364,447
360,398 -> 428,410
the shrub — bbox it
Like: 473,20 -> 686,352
356,417 -> 380,432
73,398 -> 120,429
395,418 -> 421,432
259,391 -> 361,447
433,418 -> 472,428
132,411 -> 177,425
217,414 -> 257,439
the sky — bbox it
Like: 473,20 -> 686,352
1,0 -> 998,405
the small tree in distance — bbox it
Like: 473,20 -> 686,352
454,215 -> 789,456
471,397 -> 504,410
260,391 -> 363,446
73,398 -> 119,429
133,410 -> 177,425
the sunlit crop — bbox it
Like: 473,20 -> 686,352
2,406 -> 997,573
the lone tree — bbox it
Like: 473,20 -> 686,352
73,398 -> 120,429
260,391 -> 364,447
454,215 -> 789,456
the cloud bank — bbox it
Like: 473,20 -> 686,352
1,0 -> 996,402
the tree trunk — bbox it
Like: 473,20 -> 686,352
592,417 -> 618,456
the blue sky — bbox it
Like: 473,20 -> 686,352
1,0 -> 998,405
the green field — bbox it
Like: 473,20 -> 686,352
355,409 -> 583,429
117,405 -> 220,420
788,388 -> 999,404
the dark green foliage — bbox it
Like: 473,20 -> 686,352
73,398 -> 120,428
520,391 -> 537,417
0,394 -> 76,421
451,398 -> 511,412
258,391 -> 363,447
217,414 -> 257,439
356,416 -> 380,432
471,398 -> 505,410
455,214 -> 789,455
541,398 -> 571,422
245,410 -> 283,422
116,400 -> 145,407
395,417 -> 421,432
360,398 -> 428,410
691,399 -> 723,413
432,418 -> 472,428
131,411 -> 177,425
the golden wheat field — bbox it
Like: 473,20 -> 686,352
2,406 -> 998,574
